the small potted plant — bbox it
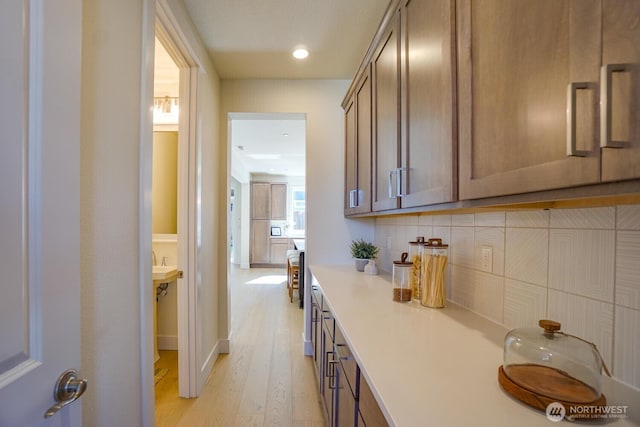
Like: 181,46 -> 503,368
350,238 -> 380,272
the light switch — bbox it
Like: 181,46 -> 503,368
481,245 -> 493,273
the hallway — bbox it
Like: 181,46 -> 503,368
155,267 -> 325,426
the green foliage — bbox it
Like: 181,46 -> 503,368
350,238 -> 379,259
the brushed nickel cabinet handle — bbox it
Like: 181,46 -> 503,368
600,63 -> 632,149
566,82 -> 591,157
396,167 -> 405,197
388,169 -> 397,199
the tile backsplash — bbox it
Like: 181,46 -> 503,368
374,205 -> 640,391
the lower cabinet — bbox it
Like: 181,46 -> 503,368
311,288 -> 388,427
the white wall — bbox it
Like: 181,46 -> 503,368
374,205 -> 640,394
219,80 -> 375,354
80,0 -> 222,424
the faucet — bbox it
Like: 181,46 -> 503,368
161,256 -> 167,267
152,250 -> 157,266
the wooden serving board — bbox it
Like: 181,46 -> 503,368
498,365 -> 606,414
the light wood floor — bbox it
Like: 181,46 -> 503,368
154,266 -> 326,427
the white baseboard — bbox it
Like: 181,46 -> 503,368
197,342 -> 219,393
218,338 -> 230,353
302,332 -> 312,356
158,334 -> 178,350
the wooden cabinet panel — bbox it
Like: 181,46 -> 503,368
345,96 -> 357,214
271,183 -> 287,220
372,10 -> 402,212
250,220 -> 270,264
400,0 -> 456,207
359,373 -> 389,427
457,0 -> 601,200
251,182 -> 270,219
269,238 -> 288,264
345,67 -> 373,216
601,0 -> 640,181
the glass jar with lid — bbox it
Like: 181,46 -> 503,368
392,252 -> 412,302
420,238 -> 448,308
498,320 -> 608,414
408,236 -> 425,300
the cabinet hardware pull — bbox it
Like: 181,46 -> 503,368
566,82 -> 591,157
349,189 -> 358,208
601,63 -> 632,149
396,167 -> 405,197
328,361 -> 339,389
388,169 -> 397,199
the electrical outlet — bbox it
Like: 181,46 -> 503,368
481,245 -> 493,273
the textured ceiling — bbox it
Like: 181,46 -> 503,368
182,0 -> 390,79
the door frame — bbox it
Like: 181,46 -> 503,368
140,1 -> 202,419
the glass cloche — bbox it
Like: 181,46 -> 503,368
498,320 -> 607,412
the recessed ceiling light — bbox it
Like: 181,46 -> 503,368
283,133 -> 289,137
292,48 -> 309,59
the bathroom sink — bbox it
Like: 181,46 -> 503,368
152,265 -> 178,282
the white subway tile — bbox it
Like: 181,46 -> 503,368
432,226 -> 451,246
614,305 -> 640,389
452,214 -> 475,227
451,227 -> 474,268
548,290 -> 614,368
449,265 -> 475,309
617,205 -> 640,230
474,227 -> 505,276
418,214 -> 433,226
503,279 -> 547,329
550,207 -> 615,229
616,231 -> 640,310
475,212 -> 506,227
505,228 -> 549,286
404,214 -> 420,226
506,210 -> 549,228
432,215 -> 452,226
472,270 -> 504,324
549,229 -> 614,302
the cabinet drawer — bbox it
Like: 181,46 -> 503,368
334,324 -> 358,399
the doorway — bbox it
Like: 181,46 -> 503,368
228,112 -> 307,291
152,36 -> 181,403
151,15 -> 199,402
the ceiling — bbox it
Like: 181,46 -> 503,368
182,0 -> 390,79
154,0 -> 391,178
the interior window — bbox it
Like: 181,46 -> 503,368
291,186 -> 305,231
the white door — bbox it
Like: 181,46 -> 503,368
0,0 -> 83,425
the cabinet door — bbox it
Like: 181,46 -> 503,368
457,0 -> 601,200
344,95 -> 358,215
356,68 -> 373,214
601,0 -> 640,181
400,0 -> 456,207
251,182 -> 270,219
335,362 -> 357,427
269,239 -> 288,264
250,220 -> 270,264
271,183 -> 287,220
345,67 -> 373,216
359,373 -> 389,427
372,10 -> 402,211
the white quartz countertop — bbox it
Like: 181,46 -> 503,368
310,264 -> 639,427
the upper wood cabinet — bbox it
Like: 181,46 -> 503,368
252,182 -> 287,220
344,66 -> 372,216
369,0 -> 456,212
601,0 -> 640,182
457,0 -> 602,200
372,9 -> 402,212
251,182 -> 271,219
399,0 -> 456,207
271,183 -> 287,220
